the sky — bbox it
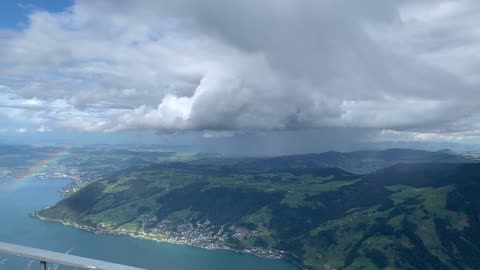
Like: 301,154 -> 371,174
1,0 -> 480,154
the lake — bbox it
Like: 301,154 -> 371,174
0,178 -> 300,270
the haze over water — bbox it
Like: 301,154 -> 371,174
0,178 -> 299,270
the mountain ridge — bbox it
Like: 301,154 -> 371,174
37,149 -> 480,270
229,148 -> 470,174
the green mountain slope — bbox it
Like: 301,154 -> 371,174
230,148 -> 470,174
38,161 -> 480,270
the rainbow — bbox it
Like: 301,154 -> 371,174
0,147 -> 71,197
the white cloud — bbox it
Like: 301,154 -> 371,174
36,125 -> 51,132
16,128 -> 28,133
109,94 -> 193,132
20,98 -> 43,106
202,130 -> 236,139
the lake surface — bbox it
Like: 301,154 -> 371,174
0,178 -> 300,270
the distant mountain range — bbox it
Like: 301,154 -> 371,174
36,148 -> 480,270
225,148 -> 471,174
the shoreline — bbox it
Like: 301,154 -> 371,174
33,213 -> 304,270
